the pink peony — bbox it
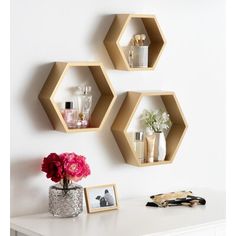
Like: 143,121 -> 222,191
61,153 -> 91,182
42,152 -> 90,183
41,153 -> 64,182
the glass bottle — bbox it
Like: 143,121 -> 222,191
134,131 -> 145,163
77,112 -> 89,128
74,86 -> 84,114
77,85 -> 92,128
61,101 -> 77,129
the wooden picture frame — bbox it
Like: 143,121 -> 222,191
84,184 -> 119,213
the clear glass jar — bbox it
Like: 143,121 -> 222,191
132,46 -> 148,68
49,182 -> 83,217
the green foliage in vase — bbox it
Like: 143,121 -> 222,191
142,109 -> 171,133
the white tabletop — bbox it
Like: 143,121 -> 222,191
11,189 -> 225,236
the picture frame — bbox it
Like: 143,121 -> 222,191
84,184 -> 119,213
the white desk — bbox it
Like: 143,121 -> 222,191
11,190 -> 225,236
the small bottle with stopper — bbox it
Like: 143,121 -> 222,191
77,113 -> 89,128
61,101 -> 77,129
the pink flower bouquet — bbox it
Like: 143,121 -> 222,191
42,152 -> 90,188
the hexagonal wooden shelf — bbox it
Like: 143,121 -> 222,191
104,14 -> 165,71
112,91 -> 187,167
39,62 -> 116,132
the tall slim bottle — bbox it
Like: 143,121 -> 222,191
75,85 -> 92,128
134,132 -> 145,163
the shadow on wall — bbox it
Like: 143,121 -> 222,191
22,63 -> 54,132
96,92 -> 127,166
89,14 -> 115,69
11,157 -> 47,216
22,14 -> 115,133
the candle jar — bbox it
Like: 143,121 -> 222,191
132,46 -> 148,68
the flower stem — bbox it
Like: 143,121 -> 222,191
63,177 -> 69,189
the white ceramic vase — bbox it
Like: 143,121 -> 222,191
154,131 -> 166,161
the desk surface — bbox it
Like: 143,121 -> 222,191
11,189 -> 225,236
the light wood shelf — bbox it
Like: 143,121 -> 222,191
104,14 -> 165,71
39,62 -> 116,132
112,91 -> 187,167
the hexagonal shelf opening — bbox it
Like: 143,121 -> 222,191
54,65 -> 101,120
104,14 -> 165,71
112,91 -> 187,167
39,62 -> 116,132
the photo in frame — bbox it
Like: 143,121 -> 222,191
84,184 -> 119,213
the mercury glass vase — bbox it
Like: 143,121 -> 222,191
49,180 -> 83,217
154,131 -> 166,161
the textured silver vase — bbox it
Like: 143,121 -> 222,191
49,182 -> 83,217
154,131 -> 166,161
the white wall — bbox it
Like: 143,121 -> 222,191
11,0 -> 225,216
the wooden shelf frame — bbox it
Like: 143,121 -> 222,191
112,91 -> 188,167
104,14 -> 166,71
39,62 -> 116,132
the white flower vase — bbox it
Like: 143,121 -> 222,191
154,131 -> 166,161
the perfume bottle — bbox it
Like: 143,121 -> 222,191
75,85 -> 92,128
77,113 -> 89,128
61,101 -> 77,129
74,85 -> 84,114
134,132 -> 145,163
